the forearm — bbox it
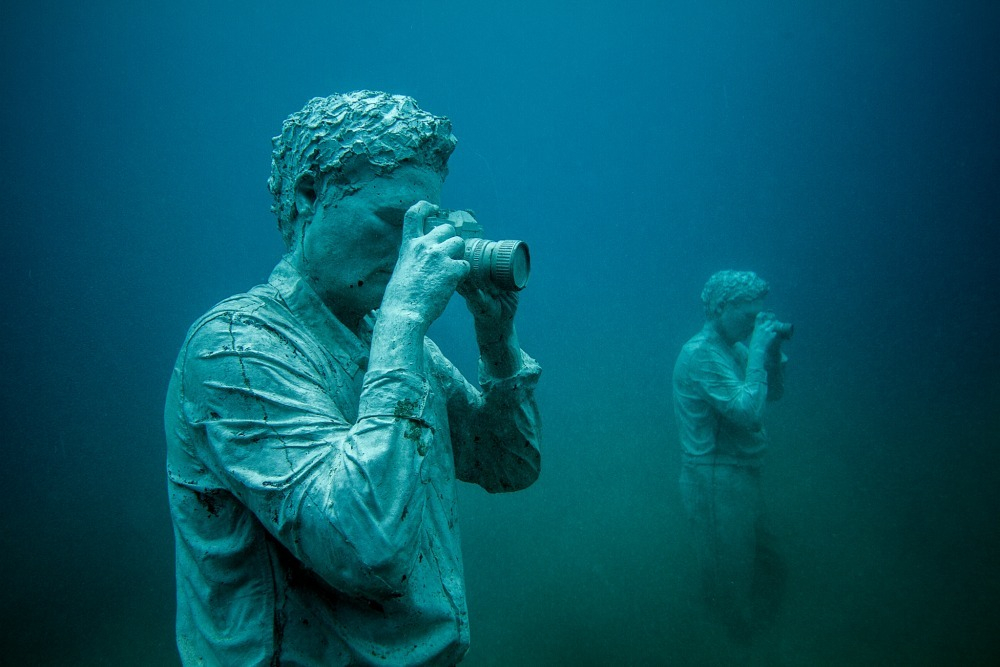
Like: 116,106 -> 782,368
328,310 -> 438,590
764,348 -> 787,401
699,346 -> 768,431
191,352 -> 431,600
370,307 -> 430,375
475,322 -> 523,379
453,350 -> 542,491
738,350 -> 770,425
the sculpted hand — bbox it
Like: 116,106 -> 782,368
381,201 -> 470,329
456,281 -> 519,339
749,311 -> 780,358
457,280 -> 522,377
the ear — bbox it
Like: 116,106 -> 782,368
293,173 -> 318,223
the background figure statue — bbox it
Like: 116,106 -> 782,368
672,270 -> 789,644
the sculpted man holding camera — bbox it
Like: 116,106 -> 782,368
672,270 -> 789,645
164,91 -> 541,666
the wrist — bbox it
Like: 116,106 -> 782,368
378,305 -> 430,335
474,321 -> 514,348
370,308 -> 429,374
747,347 -> 769,370
478,327 -> 521,379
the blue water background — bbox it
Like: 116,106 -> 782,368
2,1 -> 998,664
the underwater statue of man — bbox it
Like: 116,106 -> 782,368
672,270 -> 789,644
164,91 -> 542,666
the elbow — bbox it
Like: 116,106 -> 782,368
485,442 -> 541,493
512,446 -> 541,490
357,519 -> 425,596
730,394 -> 767,432
360,546 -> 417,598
495,467 -> 540,494
314,518 -> 421,600
731,409 -> 764,433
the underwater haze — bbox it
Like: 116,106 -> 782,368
2,1 -> 998,665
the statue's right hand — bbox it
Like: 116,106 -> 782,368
380,201 -> 471,327
749,311 -> 780,356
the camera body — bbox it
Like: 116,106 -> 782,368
775,321 -> 794,340
425,209 -> 530,292
760,311 -> 794,341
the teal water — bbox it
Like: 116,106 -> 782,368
2,1 -> 997,665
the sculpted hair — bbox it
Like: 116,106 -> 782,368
701,270 -> 770,318
268,90 -> 458,248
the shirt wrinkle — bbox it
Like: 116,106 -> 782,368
166,259 -> 541,666
269,258 -> 369,374
673,326 -> 771,463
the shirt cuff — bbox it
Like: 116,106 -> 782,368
478,351 -> 541,398
358,368 -> 432,421
745,366 -> 768,385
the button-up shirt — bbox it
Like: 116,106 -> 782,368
672,324 -> 784,466
165,259 -> 541,666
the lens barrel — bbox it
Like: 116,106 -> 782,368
776,322 -> 794,340
426,209 -> 530,291
465,238 -> 530,292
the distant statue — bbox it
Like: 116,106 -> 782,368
672,270 -> 790,644
165,91 -> 542,665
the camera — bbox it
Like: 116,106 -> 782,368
760,312 -> 794,341
425,209 -> 530,292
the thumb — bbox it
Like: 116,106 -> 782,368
402,200 -> 438,244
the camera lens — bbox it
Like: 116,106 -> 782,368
465,239 -> 531,292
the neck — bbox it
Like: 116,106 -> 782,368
706,319 -> 740,347
287,253 -> 369,335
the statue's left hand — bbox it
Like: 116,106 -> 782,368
457,282 -> 518,338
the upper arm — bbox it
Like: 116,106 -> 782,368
180,310 -> 418,598
690,347 -> 766,431
181,309 -> 349,514
423,340 -> 542,492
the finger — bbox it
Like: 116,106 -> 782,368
439,234 -> 466,259
425,222 -> 460,243
500,291 -> 519,311
455,279 -> 480,300
451,258 -> 471,283
402,200 -> 438,243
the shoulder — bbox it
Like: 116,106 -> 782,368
182,285 -> 300,360
674,331 -> 736,386
679,331 -> 729,365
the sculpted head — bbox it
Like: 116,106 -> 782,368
701,270 -> 770,319
268,91 -> 458,249
701,270 -> 771,343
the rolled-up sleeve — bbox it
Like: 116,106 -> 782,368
423,340 -> 542,493
181,311 -> 434,600
765,350 -> 788,401
691,346 -> 768,433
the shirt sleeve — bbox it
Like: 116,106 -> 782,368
180,309 -> 435,601
765,349 -> 788,401
690,344 -> 768,433
423,339 -> 542,493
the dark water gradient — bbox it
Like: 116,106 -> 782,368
2,1 -> 997,665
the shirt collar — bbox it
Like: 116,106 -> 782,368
268,258 -> 371,374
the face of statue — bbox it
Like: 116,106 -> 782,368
715,298 -> 763,344
290,163 -> 444,329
